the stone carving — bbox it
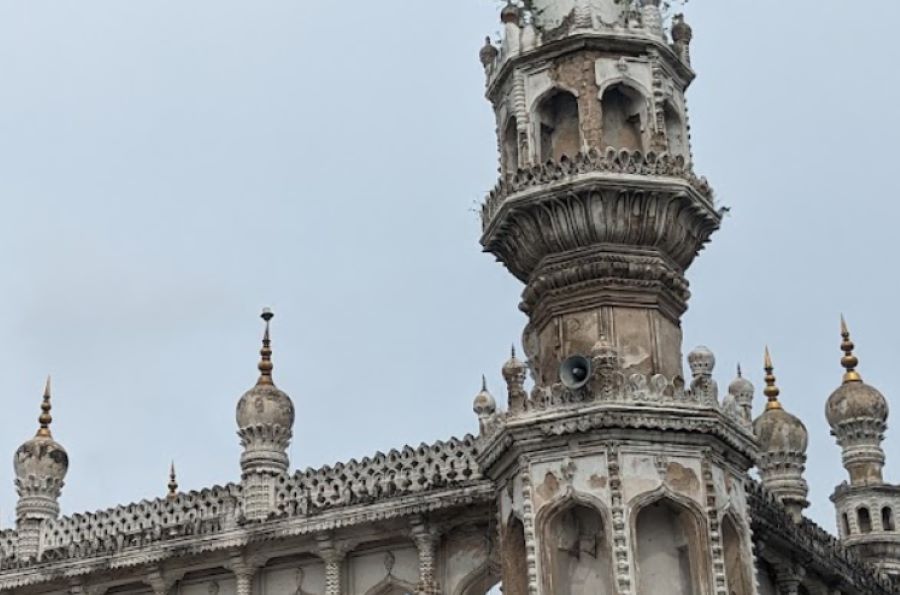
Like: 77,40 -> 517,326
482,148 -> 714,228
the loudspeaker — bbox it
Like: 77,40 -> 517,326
559,355 -> 592,389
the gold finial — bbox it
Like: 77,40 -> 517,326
257,308 -> 275,386
763,347 -> 782,410
36,376 -> 53,438
168,461 -> 178,499
840,315 -> 862,384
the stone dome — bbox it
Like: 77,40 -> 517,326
236,309 -> 295,433
500,2 -> 522,24
728,373 -> 754,398
473,378 -> 497,417
502,347 -> 527,379
236,383 -> 295,432
826,380 -> 888,428
14,436 -> 69,486
479,37 -> 499,67
754,408 -> 808,455
671,14 -> 693,43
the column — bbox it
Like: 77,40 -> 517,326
318,535 -> 346,595
411,518 -> 440,595
227,555 -> 261,595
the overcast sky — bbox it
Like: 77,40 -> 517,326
0,1 -> 898,534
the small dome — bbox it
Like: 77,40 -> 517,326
754,408 -> 808,454
14,378 -> 68,487
687,345 -> 715,376
473,377 -> 497,417
500,2 -> 522,24
671,14 -> 693,43
479,37 -> 499,67
826,318 -> 889,428
729,375 -> 754,398
236,383 -> 295,431
502,346 -> 527,379
236,309 -> 295,433
826,381 -> 888,427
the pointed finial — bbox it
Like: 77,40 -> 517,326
36,376 -> 53,438
511,344 -> 516,359
840,315 -> 862,384
481,374 -> 488,392
257,308 -> 275,386
168,461 -> 178,499
763,347 -> 782,410
737,363 -> 743,378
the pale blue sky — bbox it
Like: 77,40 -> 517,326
0,1 -> 898,533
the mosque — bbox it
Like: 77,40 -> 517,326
1,1 -> 898,594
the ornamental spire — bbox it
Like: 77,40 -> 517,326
257,308 -> 275,386
763,347 -> 782,411
36,376 -> 53,438
840,315 -> 862,384
168,461 -> 178,499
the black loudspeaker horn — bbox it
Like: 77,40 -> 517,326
559,355 -> 592,389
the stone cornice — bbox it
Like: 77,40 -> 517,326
485,32 -> 695,102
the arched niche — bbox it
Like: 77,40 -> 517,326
536,88 -> 581,162
365,579 -> 417,595
842,512 -> 852,536
500,514 -> 528,595
722,515 -> 752,595
540,500 -> 614,595
634,496 -> 708,595
502,117 -> 520,177
600,83 -> 645,152
858,507 -> 873,533
882,506 -> 896,531
663,100 -> 689,157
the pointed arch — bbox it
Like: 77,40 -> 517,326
534,87 -> 581,162
502,116 -> 520,178
631,489 -> 710,595
721,513 -> 752,595
456,561 -> 501,595
364,576 -> 418,595
598,79 -> 648,152
663,100 -> 688,157
500,512 -> 528,595
535,492 -> 615,595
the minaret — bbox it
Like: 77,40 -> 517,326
752,348 -> 809,522
167,461 -> 179,500
480,0 -> 720,386
13,378 -> 69,560
475,5 -> 757,594
236,309 -> 295,521
827,318 -> 900,580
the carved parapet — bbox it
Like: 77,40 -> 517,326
481,149 -> 716,237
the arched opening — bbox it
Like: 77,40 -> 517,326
541,503 -> 614,595
882,507 -> 895,531
842,512 -> 852,536
600,84 -> 645,152
458,561 -> 502,595
635,498 -> 704,595
663,101 -> 688,157
501,516 -> 528,595
722,516 -> 752,595
537,89 -> 581,162
858,507 -> 873,533
502,117 -> 520,177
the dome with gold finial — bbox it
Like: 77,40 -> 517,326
826,317 -> 889,428
236,308 -> 296,434
753,348 -> 808,455
14,378 -> 69,496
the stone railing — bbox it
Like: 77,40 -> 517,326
11,483 -> 242,568
0,436 -> 485,570
481,149 -> 714,230
274,435 -> 483,518
747,481 -> 895,594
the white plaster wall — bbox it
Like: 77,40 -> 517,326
347,546 -> 418,595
